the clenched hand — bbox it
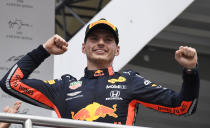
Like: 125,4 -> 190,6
175,46 -> 197,69
43,34 -> 68,55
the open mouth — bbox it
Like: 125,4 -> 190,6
93,49 -> 107,54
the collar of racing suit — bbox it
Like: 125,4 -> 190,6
84,66 -> 114,78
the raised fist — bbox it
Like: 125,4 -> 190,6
43,34 -> 68,55
175,46 -> 197,69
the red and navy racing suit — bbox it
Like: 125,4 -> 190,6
0,45 -> 200,125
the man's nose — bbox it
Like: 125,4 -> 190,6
97,38 -> 105,46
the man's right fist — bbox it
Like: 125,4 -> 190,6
43,34 -> 68,55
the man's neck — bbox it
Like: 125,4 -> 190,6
87,61 -> 113,70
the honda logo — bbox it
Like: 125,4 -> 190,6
110,90 -> 120,97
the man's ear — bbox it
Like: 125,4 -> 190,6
115,45 -> 120,56
82,43 -> 86,54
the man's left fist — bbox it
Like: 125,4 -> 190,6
175,46 -> 197,69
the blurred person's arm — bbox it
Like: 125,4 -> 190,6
0,101 -> 22,128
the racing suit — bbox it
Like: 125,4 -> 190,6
0,45 -> 200,125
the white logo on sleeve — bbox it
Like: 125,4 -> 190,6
144,80 -> 152,85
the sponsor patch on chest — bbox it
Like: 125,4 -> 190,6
108,76 -> 126,84
106,84 -> 127,89
106,90 -> 123,101
69,81 -> 82,90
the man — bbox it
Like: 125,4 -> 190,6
0,101 -> 22,128
0,19 -> 199,125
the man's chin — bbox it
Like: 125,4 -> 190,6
94,58 -> 107,63
92,55 -> 107,60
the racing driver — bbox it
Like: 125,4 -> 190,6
0,19 -> 199,125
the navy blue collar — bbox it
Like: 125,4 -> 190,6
84,66 -> 114,78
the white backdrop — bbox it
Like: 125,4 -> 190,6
0,0 -> 55,125
54,0 -> 194,79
